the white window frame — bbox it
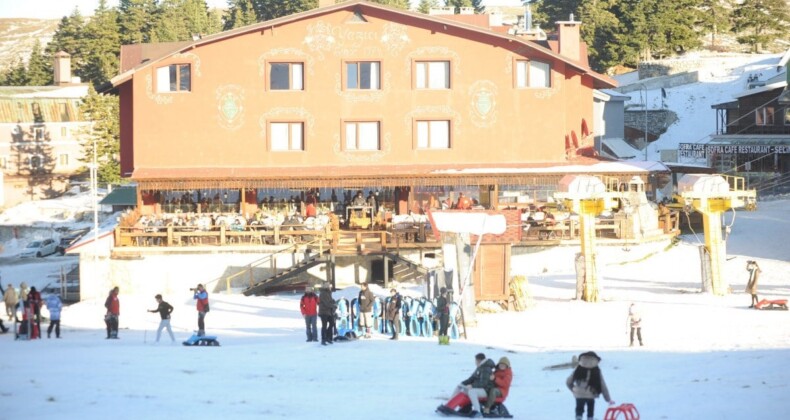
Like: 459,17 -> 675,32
58,153 -> 69,167
269,62 -> 304,91
156,64 -> 191,93
516,60 -> 551,88
344,121 -> 380,151
415,61 -> 450,89
270,122 -> 304,151
346,61 -> 381,90
416,120 -> 450,149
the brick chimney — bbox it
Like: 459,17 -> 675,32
53,51 -> 71,86
556,14 -> 581,62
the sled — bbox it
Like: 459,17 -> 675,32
754,299 -> 788,310
332,327 -> 358,342
436,392 -> 513,418
604,403 -> 640,420
182,333 -> 220,346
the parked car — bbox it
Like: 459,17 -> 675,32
19,239 -> 58,258
56,229 -> 89,255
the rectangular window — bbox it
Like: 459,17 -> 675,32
58,154 -> 69,167
346,61 -> 380,90
415,61 -> 450,89
156,64 -> 191,92
0,156 -> 6,169
270,122 -> 304,151
784,108 -> 790,126
516,60 -> 551,88
416,120 -> 450,149
59,103 -> 69,121
344,121 -> 380,150
270,62 -> 304,90
61,127 -> 67,137
755,107 -> 774,126
35,127 -> 44,140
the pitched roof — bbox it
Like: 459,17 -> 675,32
111,0 -> 615,89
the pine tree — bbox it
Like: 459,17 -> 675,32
81,0 -> 121,88
255,0 -> 317,21
2,58 -> 29,86
417,0 -> 439,14
153,0 -> 223,42
79,85 -> 121,185
732,0 -> 790,52
697,0 -> 732,49
47,8 -> 86,73
367,0 -> 410,9
223,0 -> 258,30
472,0 -> 484,13
446,0 -> 473,13
119,0 -> 159,45
27,40 -> 53,86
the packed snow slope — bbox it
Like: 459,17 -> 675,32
1,200 -> 789,419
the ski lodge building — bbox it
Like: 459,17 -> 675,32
96,1 -> 674,302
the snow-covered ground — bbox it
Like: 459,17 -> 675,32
615,52 -> 786,163
1,197 -> 788,419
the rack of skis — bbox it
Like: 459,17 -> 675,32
336,295 -> 462,339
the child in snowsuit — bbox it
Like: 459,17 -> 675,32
745,260 -> 761,308
566,351 -> 614,420
45,294 -> 62,338
483,357 -> 513,415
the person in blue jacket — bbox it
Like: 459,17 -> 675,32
45,294 -> 62,338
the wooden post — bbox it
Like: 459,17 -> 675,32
220,225 -> 226,245
240,187 -> 245,214
167,225 -> 174,246
383,255 -> 389,289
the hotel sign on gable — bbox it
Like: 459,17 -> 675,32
679,143 -> 790,158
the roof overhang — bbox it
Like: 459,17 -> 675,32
110,0 -> 615,89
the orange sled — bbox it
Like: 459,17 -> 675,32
754,299 -> 788,310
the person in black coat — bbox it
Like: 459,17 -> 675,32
385,288 -> 402,340
318,283 -> 337,345
436,288 -> 450,338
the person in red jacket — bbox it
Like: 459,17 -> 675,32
300,286 -> 319,342
104,286 -> 120,339
483,356 -> 513,415
192,284 -> 209,336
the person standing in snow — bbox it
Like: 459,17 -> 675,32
358,282 -> 374,338
45,294 -> 63,338
18,282 -> 29,303
192,284 -> 209,336
318,283 -> 336,345
438,352 -> 496,417
626,303 -> 643,347
566,351 -> 614,420
105,287 -> 120,339
27,286 -> 42,339
483,357 -> 513,415
300,286 -> 319,342
745,260 -> 761,308
3,282 -> 17,321
148,294 -> 175,343
385,288 -> 402,340
436,287 -> 450,340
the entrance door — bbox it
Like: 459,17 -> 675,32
472,243 -> 510,301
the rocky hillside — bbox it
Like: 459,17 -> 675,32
0,18 -> 59,71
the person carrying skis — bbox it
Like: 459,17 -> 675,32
300,286 -> 319,342
745,260 -> 761,308
192,284 -> 209,336
318,282 -> 336,345
148,294 -> 175,343
104,287 -> 120,339
385,288 -> 402,340
626,303 -> 643,347
482,357 -> 513,415
45,294 -> 62,338
437,352 -> 496,417
566,351 -> 614,420
358,282 -> 374,338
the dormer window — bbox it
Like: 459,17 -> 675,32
156,64 -> 191,92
